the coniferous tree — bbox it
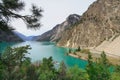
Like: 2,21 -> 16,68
26,65 -> 39,80
38,57 -> 57,80
77,46 -> 81,51
115,65 -> 120,73
86,52 -> 111,80
0,0 -> 43,31
0,45 -> 31,80
111,65 -> 120,80
67,65 -> 89,80
86,52 -> 95,80
58,61 -> 67,80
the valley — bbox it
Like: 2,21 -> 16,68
0,0 -> 120,79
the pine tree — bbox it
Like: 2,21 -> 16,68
38,57 -> 57,80
0,45 -> 31,80
0,0 -> 43,31
58,61 -> 67,80
86,52 -> 96,80
86,52 -> 111,80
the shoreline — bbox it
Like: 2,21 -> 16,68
68,51 -> 120,65
69,53 -> 88,61
57,44 -> 120,65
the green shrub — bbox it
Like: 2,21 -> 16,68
80,49 -> 90,54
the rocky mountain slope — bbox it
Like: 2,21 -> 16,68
13,31 -> 35,41
57,0 -> 120,49
35,14 -> 81,42
95,34 -> 120,56
13,31 -> 27,41
0,29 -> 23,42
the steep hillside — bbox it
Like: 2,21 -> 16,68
0,29 -> 23,42
35,24 -> 60,41
95,34 -> 120,56
13,31 -> 35,41
57,0 -> 120,48
13,31 -> 27,41
35,14 -> 81,42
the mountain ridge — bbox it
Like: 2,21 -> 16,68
57,0 -> 120,49
35,14 -> 81,42
0,29 -> 23,42
13,31 -> 36,41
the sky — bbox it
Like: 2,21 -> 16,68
11,0 -> 96,36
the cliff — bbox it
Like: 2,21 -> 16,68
35,14 -> 81,42
57,0 -> 120,48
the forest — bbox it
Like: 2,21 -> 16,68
0,0 -> 120,80
0,45 -> 120,80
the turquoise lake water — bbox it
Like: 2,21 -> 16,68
0,41 -> 87,68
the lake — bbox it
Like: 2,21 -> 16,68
0,41 -> 87,68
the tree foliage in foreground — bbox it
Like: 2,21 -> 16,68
0,45 -> 31,80
0,46 -> 120,80
0,0 -> 43,31
111,65 -> 120,80
86,52 -> 111,80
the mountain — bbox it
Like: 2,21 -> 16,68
57,0 -> 120,49
0,29 -> 23,42
35,14 -> 81,42
13,31 -> 36,41
13,31 -> 27,41
27,36 -> 37,41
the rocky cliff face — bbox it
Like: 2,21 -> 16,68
0,29 -> 23,42
57,0 -> 120,48
35,24 -> 60,41
36,14 -> 81,42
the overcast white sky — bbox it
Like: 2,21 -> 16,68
11,0 -> 96,36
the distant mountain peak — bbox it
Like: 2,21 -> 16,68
66,14 -> 81,24
13,31 -> 36,41
35,14 -> 81,42
0,29 -> 23,42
